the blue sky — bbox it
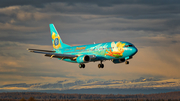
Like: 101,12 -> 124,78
0,0 -> 180,90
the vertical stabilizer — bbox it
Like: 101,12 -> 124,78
49,24 -> 71,50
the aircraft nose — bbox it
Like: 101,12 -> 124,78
132,46 -> 138,56
134,47 -> 138,54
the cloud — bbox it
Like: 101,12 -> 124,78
1,77 -> 180,91
0,3 -> 179,46
0,1 -> 179,44
1,0 -> 180,8
0,42 -> 75,85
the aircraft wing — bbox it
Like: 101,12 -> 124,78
28,49 -> 77,60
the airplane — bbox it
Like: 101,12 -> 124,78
28,24 -> 138,68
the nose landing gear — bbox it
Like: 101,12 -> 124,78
125,61 -> 129,64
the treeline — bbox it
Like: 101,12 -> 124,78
1,99 -> 180,101
0,91 -> 180,100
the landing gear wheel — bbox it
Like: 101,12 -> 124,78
101,64 -> 104,68
79,64 -> 85,68
125,61 -> 129,64
98,64 -> 104,68
98,64 -> 101,68
98,61 -> 104,68
82,64 -> 85,68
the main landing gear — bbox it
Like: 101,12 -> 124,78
98,61 -> 104,68
79,60 -> 129,68
79,63 -> 85,68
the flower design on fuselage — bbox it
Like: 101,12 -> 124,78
105,42 -> 125,58
52,32 -> 61,49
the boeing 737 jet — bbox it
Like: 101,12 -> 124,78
28,24 -> 138,68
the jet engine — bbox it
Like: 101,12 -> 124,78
76,55 -> 90,63
112,58 -> 125,64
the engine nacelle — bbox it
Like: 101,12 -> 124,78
112,58 -> 125,64
76,55 -> 90,63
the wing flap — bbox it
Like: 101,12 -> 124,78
44,54 -> 76,60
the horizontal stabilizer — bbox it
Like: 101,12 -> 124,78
27,49 -> 55,52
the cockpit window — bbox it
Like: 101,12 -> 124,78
125,45 -> 134,47
129,45 -> 134,47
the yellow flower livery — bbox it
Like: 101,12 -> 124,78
105,42 -> 126,58
52,32 -> 61,49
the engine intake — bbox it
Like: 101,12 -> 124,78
76,55 -> 90,63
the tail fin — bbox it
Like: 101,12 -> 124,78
49,24 -> 71,50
